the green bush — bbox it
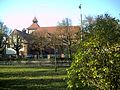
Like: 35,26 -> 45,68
67,14 -> 120,90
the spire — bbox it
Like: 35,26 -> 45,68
33,17 -> 38,23
27,17 -> 40,33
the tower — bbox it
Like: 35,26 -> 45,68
27,17 -> 40,34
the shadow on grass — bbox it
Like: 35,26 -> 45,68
0,66 -> 67,90
0,78 -> 67,90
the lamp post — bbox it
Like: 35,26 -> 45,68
55,48 -> 57,72
52,33 -> 58,72
79,4 -> 83,41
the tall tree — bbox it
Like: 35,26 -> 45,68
55,18 -> 79,59
9,31 -> 22,56
31,31 -> 49,58
67,14 -> 120,90
0,21 -> 11,55
0,22 -> 4,47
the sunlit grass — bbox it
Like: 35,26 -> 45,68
0,75 -> 66,80
0,66 -> 55,72
0,65 -> 67,90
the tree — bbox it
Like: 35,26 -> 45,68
9,29 -> 29,57
0,22 -> 4,47
0,21 -> 11,55
67,14 -> 120,90
10,32 -> 22,56
31,30 -> 49,58
55,18 -> 79,59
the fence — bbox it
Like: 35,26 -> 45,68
0,60 -> 71,67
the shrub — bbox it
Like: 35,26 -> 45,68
67,14 -> 120,90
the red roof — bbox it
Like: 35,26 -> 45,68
36,26 -> 57,33
27,17 -> 80,34
35,26 -> 80,34
27,23 -> 40,30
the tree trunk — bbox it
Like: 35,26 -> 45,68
16,46 -> 19,57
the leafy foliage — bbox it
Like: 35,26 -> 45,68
67,14 -> 120,90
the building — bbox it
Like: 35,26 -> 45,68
8,29 -> 32,57
9,17 -> 80,57
27,17 -> 40,34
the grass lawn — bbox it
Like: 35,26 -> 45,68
0,65 -> 68,90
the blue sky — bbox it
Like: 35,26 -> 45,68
0,0 -> 120,30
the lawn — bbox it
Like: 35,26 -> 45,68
0,65 -> 68,90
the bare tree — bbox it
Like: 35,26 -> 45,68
31,31 -> 49,58
52,18 -> 79,60
9,31 -> 22,56
0,21 -> 11,55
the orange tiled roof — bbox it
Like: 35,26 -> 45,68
27,23 -> 40,30
35,26 -> 80,34
36,26 -> 57,33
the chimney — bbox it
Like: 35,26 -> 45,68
22,28 -> 26,33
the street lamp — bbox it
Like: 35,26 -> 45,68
55,48 -> 57,72
79,4 -> 83,41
